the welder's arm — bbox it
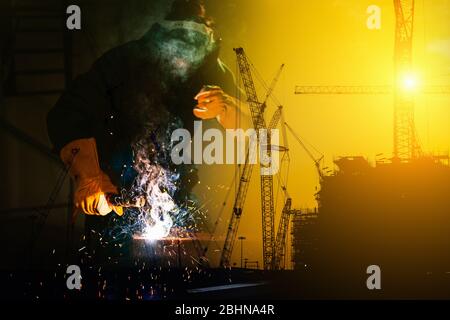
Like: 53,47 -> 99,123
47,63 -> 123,216
193,86 -> 251,129
60,137 -> 123,216
47,65 -> 108,151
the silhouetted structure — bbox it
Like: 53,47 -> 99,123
291,208 -> 318,271
292,155 -> 450,297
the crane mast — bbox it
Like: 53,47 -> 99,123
219,150 -> 255,267
393,0 -> 419,160
220,48 -> 278,269
273,197 -> 292,270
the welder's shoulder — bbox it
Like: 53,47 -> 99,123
91,40 -> 144,87
48,41 -> 143,123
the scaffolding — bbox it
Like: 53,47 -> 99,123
291,208 -> 318,271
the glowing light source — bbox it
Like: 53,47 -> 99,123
132,145 -> 178,242
399,73 -> 419,92
141,223 -> 170,241
403,76 -> 416,90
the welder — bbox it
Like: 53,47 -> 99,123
47,0 -> 241,225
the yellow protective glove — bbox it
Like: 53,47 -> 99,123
60,138 -> 123,216
193,85 -> 240,129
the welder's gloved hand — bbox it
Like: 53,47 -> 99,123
60,138 -> 123,216
194,85 -> 239,129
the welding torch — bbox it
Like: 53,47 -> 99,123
107,193 -> 146,209
93,193 -> 146,216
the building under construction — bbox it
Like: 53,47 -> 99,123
291,155 -> 450,297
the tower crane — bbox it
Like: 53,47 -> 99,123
295,1 -> 450,161
294,85 -> 450,95
393,0 -> 416,160
220,48 -> 284,269
272,109 -> 293,270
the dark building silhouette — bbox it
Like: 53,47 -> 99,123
292,156 -> 450,298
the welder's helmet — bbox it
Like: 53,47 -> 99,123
144,0 -> 219,82
165,0 -> 210,25
156,20 -> 217,53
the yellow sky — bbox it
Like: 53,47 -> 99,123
196,0 -> 450,267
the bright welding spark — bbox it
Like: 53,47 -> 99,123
131,142 -> 181,241
141,218 -> 172,241
136,169 -> 176,240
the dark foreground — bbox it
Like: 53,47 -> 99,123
1,266 -> 449,300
